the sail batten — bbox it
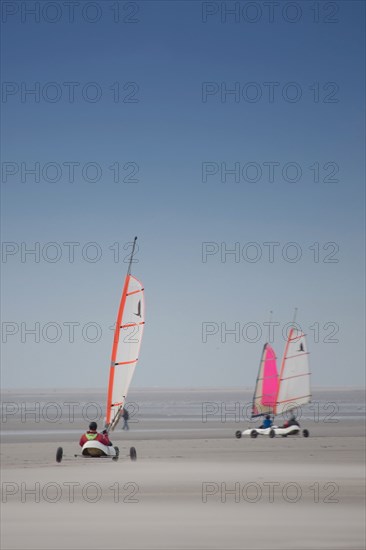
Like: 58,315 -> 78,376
277,394 -> 311,404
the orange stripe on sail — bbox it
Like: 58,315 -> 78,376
286,352 -> 309,360
120,322 -> 145,328
106,274 -> 130,424
277,394 -> 311,404
288,332 -> 305,342
115,359 -> 138,366
281,372 -> 311,381
126,288 -> 144,296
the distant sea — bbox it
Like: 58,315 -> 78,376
1,388 -> 365,427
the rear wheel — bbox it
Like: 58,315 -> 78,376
269,429 -> 275,438
56,447 -> 63,463
112,446 -> 120,461
235,430 -> 242,439
130,447 -> 137,461
302,429 -> 309,438
250,430 -> 258,439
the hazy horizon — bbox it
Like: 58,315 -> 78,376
1,385 -> 365,392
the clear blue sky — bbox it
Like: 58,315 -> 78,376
1,1 -> 365,388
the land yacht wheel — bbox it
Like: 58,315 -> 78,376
56,447 -> 63,463
112,446 -> 120,461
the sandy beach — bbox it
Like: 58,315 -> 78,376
1,388 -> 365,549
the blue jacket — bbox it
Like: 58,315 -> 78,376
262,418 -> 272,428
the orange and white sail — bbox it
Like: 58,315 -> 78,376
275,327 -> 311,416
105,238 -> 145,431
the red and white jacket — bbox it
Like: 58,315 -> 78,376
79,430 -> 111,447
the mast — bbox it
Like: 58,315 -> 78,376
127,236 -> 137,276
291,307 -> 298,327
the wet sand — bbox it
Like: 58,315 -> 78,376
1,389 -> 365,549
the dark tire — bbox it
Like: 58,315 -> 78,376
269,429 -> 275,438
112,446 -> 120,461
302,429 -> 309,438
130,446 -> 137,461
235,430 -> 242,439
250,430 -> 258,439
56,447 -> 63,463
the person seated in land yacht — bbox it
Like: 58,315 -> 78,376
281,414 -> 300,429
79,422 -> 112,447
259,415 -> 273,429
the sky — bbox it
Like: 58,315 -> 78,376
1,0 -> 365,389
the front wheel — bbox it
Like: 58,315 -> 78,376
235,430 -> 242,439
56,447 -> 63,463
250,430 -> 258,439
130,447 -> 137,461
269,429 -> 275,438
302,429 -> 309,438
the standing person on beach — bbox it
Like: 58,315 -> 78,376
122,408 -> 130,430
79,422 -> 113,446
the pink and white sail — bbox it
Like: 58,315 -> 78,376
251,343 -> 278,417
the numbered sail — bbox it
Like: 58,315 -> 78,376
106,273 -> 145,430
251,343 -> 278,417
275,328 -> 311,416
